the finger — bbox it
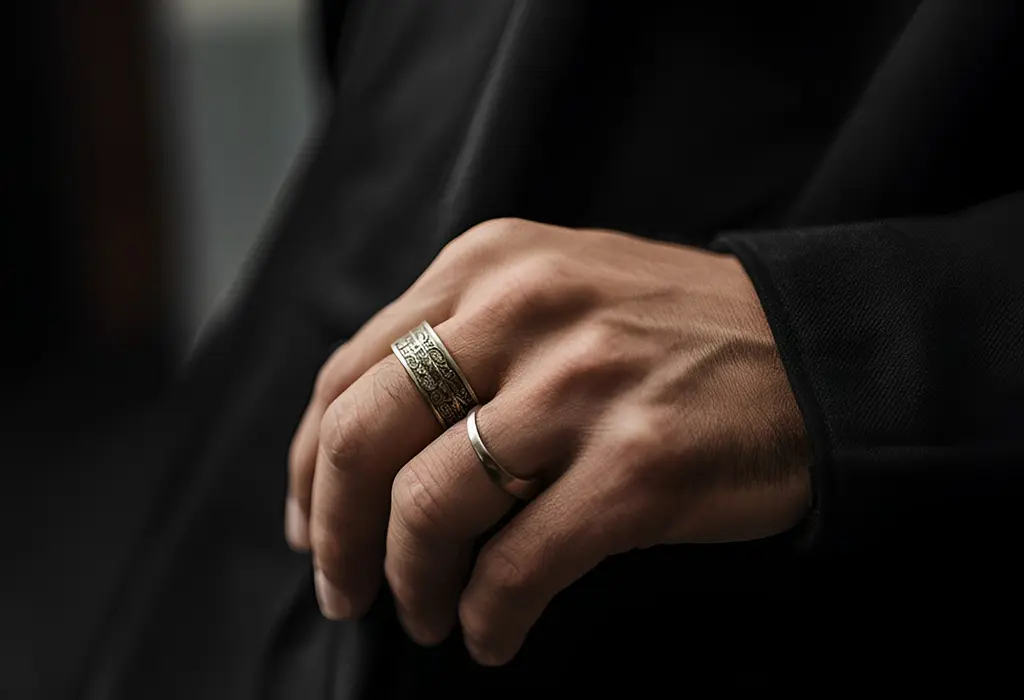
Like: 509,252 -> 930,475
386,388 -> 570,645
309,318 -> 500,619
286,298 -> 443,550
458,460 -> 634,666
285,401 -> 320,549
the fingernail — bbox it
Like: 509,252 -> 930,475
314,569 -> 352,620
284,497 -> 309,551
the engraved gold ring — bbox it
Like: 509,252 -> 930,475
391,321 -> 539,499
391,321 -> 479,429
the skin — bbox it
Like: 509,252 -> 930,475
285,217 -> 812,666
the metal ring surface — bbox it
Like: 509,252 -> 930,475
391,321 -> 479,429
467,406 -> 540,500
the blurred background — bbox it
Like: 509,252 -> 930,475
161,0 -> 318,354
9,0 -> 317,396
5,2 -> 320,696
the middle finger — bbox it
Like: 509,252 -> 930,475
309,317 -> 499,619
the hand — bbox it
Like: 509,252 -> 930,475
286,218 -> 811,665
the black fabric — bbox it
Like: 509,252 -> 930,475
717,194 -> 1024,554
52,0 -> 1024,697
316,0 -> 347,89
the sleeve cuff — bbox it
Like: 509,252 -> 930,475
710,233 -> 830,553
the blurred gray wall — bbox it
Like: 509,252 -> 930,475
157,0 -> 317,353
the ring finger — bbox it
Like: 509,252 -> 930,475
385,384 -> 572,646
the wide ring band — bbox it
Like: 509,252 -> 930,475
467,406 -> 541,501
391,321 -> 479,429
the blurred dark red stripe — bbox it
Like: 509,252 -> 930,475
60,0 -> 169,356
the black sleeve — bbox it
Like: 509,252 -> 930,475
711,192 -> 1024,555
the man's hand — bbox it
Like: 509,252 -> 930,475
285,218 -> 811,665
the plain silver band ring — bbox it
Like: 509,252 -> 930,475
467,406 -> 540,500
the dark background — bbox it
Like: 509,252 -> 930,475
5,3 -> 317,697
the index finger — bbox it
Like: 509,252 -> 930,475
309,319 -> 497,619
286,297 -> 441,550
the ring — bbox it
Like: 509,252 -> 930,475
391,321 -> 479,429
467,406 -> 541,500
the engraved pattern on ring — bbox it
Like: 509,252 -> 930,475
392,323 -> 477,428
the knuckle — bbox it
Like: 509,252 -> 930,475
318,360 -> 411,474
366,359 -> 416,415
475,254 -> 573,325
610,412 -> 677,482
392,468 -> 447,537
442,218 -> 513,263
601,409 -> 677,501
505,254 -> 564,301
547,323 -> 636,396
442,217 -> 548,272
560,340 -> 606,382
466,217 -> 524,246
611,409 -> 663,457
476,544 -> 534,600
318,400 -> 363,473
571,321 -> 624,365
